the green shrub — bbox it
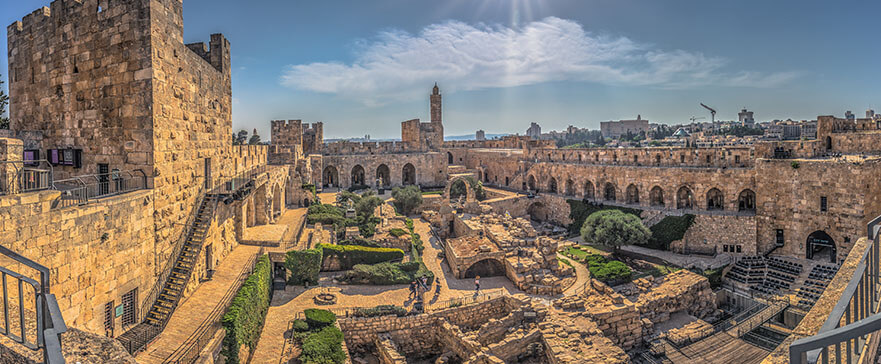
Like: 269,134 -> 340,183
285,248 -> 322,286
304,308 -> 337,330
643,214 -> 695,250
319,243 -> 404,270
308,204 -> 343,217
307,213 -> 346,226
292,319 -> 310,332
221,255 -> 273,364
389,228 -> 408,237
583,254 -> 632,284
405,218 -> 414,231
301,325 -> 346,364
338,237 -> 381,248
392,186 -> 423,215
353,304 -> 409,318
700,266 -> 726,289
566,199 -> 642,236
340,262 -> 434,285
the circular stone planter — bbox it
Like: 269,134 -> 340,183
314,292 -> 337,305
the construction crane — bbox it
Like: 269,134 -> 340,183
700,103 -> 717,132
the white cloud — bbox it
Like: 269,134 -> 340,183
281,17 -> 799,104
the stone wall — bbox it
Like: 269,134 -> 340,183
318,152 -> 447,189
0,190 -> 155,335
671,214 -> 757,255
633,270 -> 717,325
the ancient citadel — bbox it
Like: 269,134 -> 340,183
1,1 -> 881,364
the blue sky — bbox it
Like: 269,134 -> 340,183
2,0 -> 880,139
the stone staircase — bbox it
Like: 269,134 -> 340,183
116,194 -> 218,354
641,210 -> 667,228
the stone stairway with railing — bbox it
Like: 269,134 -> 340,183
116,194 -> 218,354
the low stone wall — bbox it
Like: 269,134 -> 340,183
671,214 -> 757,255
633,270 -> 717,325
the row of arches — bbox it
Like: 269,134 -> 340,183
526,175 -> 756,212
322,163 -> 417,188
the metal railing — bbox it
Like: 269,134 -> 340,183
0,245 -> 67,363
788,215 -> 881,363
162,249 -> 262,364
0,160 -> 53,195
54,170 -> 147,208
209,164 -> 270,195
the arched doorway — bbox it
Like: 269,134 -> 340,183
584,181 -> 595,200
548,178 -> 558,193
449,178 -> 469,200
463,259 -> 505,278
527,175 -> 537,191
351,165 -> 365,187
447,151 -> 454,164
626,184 -> 639,204
706,188 -> 724,210
806,231 -> 836,263
738,189 -> 756,212
825,136 -> 832,151
376,164 -> 390,187
322,166 -> 339,188
528,202 -> 548,221
604,182 -> 616,201
565,179 -> 575,196
677,186 -> 694,209
402,163 -> 416,185
650,186 -> 664,207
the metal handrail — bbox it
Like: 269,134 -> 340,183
788,216 -> 881,363
53,169 -> 147,208
0,245 -> 67,363
0,160 -> 54,195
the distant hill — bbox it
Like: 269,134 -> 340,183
445,133 -> 510,141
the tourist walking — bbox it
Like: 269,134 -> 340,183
475,275 -> 480,292
435,276 -> 441,294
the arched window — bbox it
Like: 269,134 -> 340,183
584,181 -> 595,199
706,188 -> 724,210
650,186 -> 664,207
626,184 -> 639,204
604,182 -> 616,201
527,175 -> 537,191
548,178 -> 558,193
738,189 -> 756,212
565,179 -> 575,196
677,186 -> 694,209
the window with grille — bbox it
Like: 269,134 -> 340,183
104,301 -> 114,336
820,196 -> 828,212
121,289 -> 137,326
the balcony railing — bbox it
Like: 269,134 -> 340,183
0,245 -> 67,363
788,215 -> 881,363
53,170 -> 147,208
0,160 -> 54,195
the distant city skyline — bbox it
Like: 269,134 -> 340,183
2,0 -> 880,139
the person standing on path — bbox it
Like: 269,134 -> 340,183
475,275 -> 480,292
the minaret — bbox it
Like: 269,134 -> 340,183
430,83 -> 442,123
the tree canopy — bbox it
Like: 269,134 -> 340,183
580,210 -> 650,251
0,74 -> 9,129
392,186 -> 423,216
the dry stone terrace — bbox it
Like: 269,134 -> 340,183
3,0 -> 881,363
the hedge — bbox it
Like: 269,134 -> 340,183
340,261 -> 434,285
221,255 -> 273,364
566,199 -> 642,236
584,254 -> 632,284
300,325 -> 346,364
292,319 -> 310,332
318,243 -> 404,270
643,214 -> 696,250
389,228 -> 408,237
304,308 -> 337,330
339,237 -> 381,248
353,304 -> 409,318
285,248 -> 322,285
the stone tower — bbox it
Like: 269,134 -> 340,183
431,83 -> 442,123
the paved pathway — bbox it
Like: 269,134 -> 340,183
135,245 -> 261,364
248,216 -> 521,363
619,244 -> 733,270
558,253 -> 590,296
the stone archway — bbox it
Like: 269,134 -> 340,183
806,230 -> 836,263
322,166 -> 339,188
738,189 -> 756,212
548,178 -> 558,194
527,175 -> 537,191
584,181 -> 595,200
444,176 -> 476,202
447,151 -> 454,164
463,258 -> 506,279
272,183 -> 283,219
626,184 -> 639,204
603,182 -> 616,201
376,164 -> 390,187
245,198 -> 256,227
706,188 -> 724,210
402,163 -> 416,186
565,179 -> 575,196
677,186 -> 694,209
825,136 -> 832,151
528,202 -> 549,221
650,186 -> 664,207
351,165 -> 365,187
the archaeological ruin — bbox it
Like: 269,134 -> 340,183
1,1 -> 881,364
